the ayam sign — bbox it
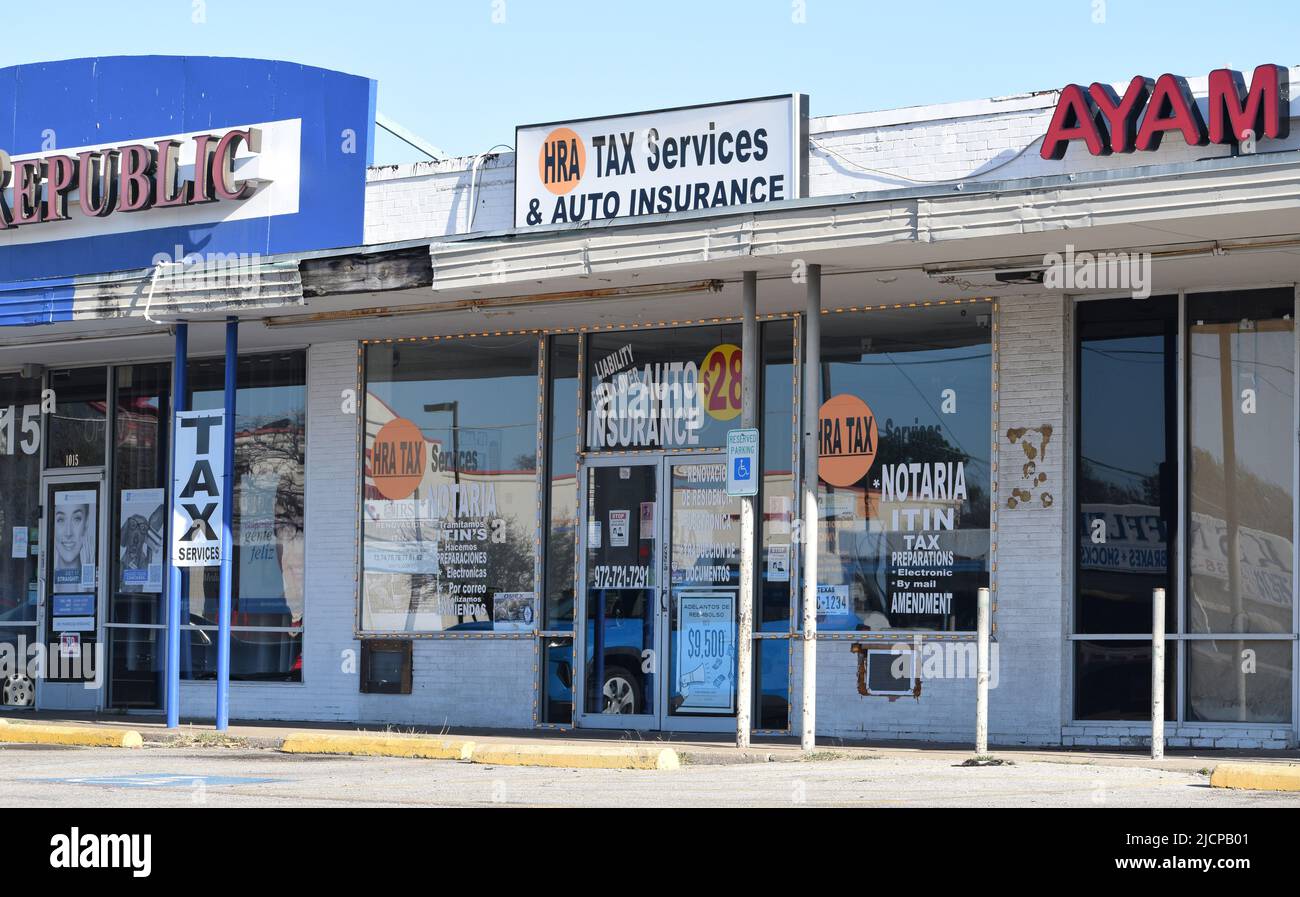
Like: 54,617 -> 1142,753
172,410 -> 226,568
515,94 -> 808,228
0,127 -> 260,230
1040,63 -> 1290,160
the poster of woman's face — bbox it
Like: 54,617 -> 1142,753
53,490 -> 96,593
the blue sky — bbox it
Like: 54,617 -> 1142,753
8,0 -> 1299,161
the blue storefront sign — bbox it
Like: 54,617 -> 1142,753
0,56 -> 377,324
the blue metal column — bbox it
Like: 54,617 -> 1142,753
216,317 -> 238,730
166,323 -> 188,729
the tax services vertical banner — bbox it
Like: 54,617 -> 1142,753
514,94 -> 808,228
172,410 -> 226,568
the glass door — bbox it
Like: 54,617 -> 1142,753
663,457 -> 742,732
576,458 -> 660,728
37,476 -> 105,709
576,454 -> 745,731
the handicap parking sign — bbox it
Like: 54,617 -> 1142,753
725,429 -> 759,497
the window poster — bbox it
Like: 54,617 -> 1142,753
492,591 -> 536,631
669,463 -> 739,587
674,591 -> 736,713
609,509 -> 630,547
585,327 -> 742,452
53,490 -> 96,593
119,488 -> 165,593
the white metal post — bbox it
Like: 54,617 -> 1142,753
1152,586 -> 1166,759
977,582 -> 993,748
801,264 -> 821,753
976,586 -> 990,755
736,271 -> 758,749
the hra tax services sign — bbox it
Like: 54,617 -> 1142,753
172,410 -> 226,567
515,94 -> 808,228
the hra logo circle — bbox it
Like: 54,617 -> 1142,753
539,127 -> 586,195
371,417 -> 427,500
818,394 -> 878,488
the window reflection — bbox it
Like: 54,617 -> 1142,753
815,306 -> 992,632
362,338 -> 539,633
1187,291 -> 1294,636
186,353 -> 306,631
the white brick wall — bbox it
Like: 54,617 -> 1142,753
991,292 -> 1070,745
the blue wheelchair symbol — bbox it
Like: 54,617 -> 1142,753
733,457 -> 752,481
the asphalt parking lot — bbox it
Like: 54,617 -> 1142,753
2,743 -> 1298,807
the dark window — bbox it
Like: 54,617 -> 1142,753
360,639 -> 413,694
544,335 -> 579,632
1075,296 -> 1178,634
110,364 -> 170,625
1074,639 -> 1176,721
107,363 -> 170,709
0,374 -> 42,632
46,367 -> 107,469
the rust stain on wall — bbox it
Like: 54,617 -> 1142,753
1006,424 -> 1054,509
851,643 -> 922,701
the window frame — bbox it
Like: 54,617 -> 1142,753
1068,287 -> 1300,729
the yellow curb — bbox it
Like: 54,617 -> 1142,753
280,732 -> 474,760
469,744 -> 680,770
0,723 -> 142,748
1210,762 -> 1300,792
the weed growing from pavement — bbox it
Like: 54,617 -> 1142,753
960,755 -> 1014,767
162,731 -> 251,749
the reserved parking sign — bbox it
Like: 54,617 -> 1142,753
725,428 -> 759,497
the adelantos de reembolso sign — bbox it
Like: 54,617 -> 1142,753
514,94 -> 808,228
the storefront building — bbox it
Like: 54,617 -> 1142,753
2,57 -> 1298,749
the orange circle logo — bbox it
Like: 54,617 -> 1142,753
539,127 -> 585,195
372,417 -> 427,500
818,394 -> 878,488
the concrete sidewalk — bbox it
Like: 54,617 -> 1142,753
5,708 -> 1298,772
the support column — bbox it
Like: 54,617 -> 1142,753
165,323 -> 188,730
216,317 -> 238,730
801,264 -> 821,753
736,271 -> 758,749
